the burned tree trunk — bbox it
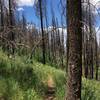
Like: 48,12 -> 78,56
39,0 -> 46,64
8,0 -> 15,55
66,0 -> 82,100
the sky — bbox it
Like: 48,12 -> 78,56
16,0 -> 62,27
16,0 -> 100,25
16,0 -> 100,43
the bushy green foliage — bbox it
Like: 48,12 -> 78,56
82,78 -> 100,100
0,78 -> 24,100
0,50 -> 100,100
0,50 -> 65,99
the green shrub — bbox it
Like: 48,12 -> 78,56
0,50 -> 100,100
82,79 -> 100,100
0,78 -> 24,100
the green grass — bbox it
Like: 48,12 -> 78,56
0,50 -> 100,100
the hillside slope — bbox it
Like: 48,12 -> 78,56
0,51 -> 100,100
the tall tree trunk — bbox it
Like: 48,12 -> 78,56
85,35 -> 89,78
95,38 -> 99,80
0,0 -> 4,47
39,0 -> 46,64
9,0 -> 15,55
84,3 -> 89,78
66,0 -> 82,100
0,0 -> 4,30
45,10 -> 51,62
88,0 -> 94,79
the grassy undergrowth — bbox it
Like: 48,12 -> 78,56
0,50 -> 100,100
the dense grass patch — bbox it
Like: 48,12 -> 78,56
82,78 -> 100,100
0,50 -> 65,100
0,50 -> 100,100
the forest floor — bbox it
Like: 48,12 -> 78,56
0,50 -> 100,100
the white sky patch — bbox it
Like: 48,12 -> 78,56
47,26 -> 67,47
16,0 -> 36,6
90,0 -> 100,5
90,0 -> 100,9
90,0 -> 100,45
84,0 -> 100,18
96,27 -> 100,44
17,7 -> 24,11
83,0 -> 100,9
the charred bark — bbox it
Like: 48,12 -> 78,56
66,0 -> 82,100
